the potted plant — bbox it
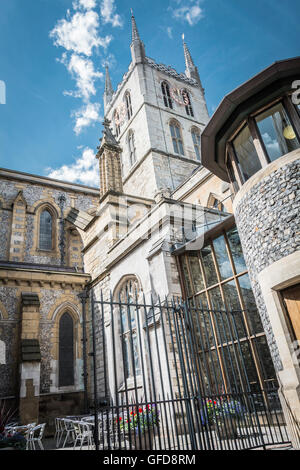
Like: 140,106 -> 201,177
119,404 -> 159,450
201,397 -> 244,440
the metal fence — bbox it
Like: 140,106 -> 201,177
89,293 -> 290,450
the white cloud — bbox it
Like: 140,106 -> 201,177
100,0 -> 123,27
46,147 -> 99,186
72,102 -> 102,135
171,0 -> 204,26
50,0 -> 122,135
50,10 -> 108,57
60,53 -> 103,101
167,27 -> 173,39
73,0 -> 97,10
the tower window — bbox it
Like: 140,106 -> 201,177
162,81 -> 173,109
128,130 -> 136,167
191,127 -> 201,161
170,120 -> 184,155
125,92 -> 133,120
114,110 -> 121,137
39,209 -> 53,251
183,90 -> 194,117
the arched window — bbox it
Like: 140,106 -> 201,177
182,90 -> 194,117
39,209 -> 53,251
114,110 -> 121,137
162,81 -> 173,109
116,277 -> 141,380
59,312 -> 74,387
191,127 -> 201,161
125,92 -> 133,120
128,130 -> 136,167
170,120 -> 184,155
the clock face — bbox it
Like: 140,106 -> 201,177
170,88 -> 190,106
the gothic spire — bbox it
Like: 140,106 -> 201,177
130,10 -> 145,64
131,9 -> 141,42
182,34 -> 203,90
103,66 -> 114,111
182,34 -> 196,70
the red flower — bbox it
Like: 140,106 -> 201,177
139,408 -> 143,413
119,417 -> 122,421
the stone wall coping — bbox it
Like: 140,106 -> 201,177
0,267 -> 91,284
233,149 -> 300,213
0,167 -> 99,196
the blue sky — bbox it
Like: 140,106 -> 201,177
0,0 -> 299,185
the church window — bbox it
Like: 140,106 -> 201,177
116,277 -> 142,381
128,130 -> 136,167
125,92 -> 133,120
183,90 -> 194,117
39,209 -> 53,251
191,127 -> 201,160
114,110 -> 121,137
170,120 -> 184,155
59,312 -> 74,387
162,81 -> 173,109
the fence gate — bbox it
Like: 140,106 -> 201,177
90,292 -> 290,450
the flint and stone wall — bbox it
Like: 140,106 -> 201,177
234,153 -> 300,372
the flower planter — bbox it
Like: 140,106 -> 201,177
126,428 -> 155,450
214,417 -> 238,440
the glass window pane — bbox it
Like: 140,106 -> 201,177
238,274 -> 263,334
188,253 -> 205,293
226,227 -> 247,274
233,125 -> 262,181
240,341 -> 259,390
39,210 -> 53,250
200,244 -> 218,287
256,102 -> 300,161
223,280 -> 246,339
254,336 -> 276,383
132,334 -> 141,376
123,337 -> 130,379
181,255 -> 192,296
213,235 -> 233,280
170,124 -> 176,138
178,140 -> 184,155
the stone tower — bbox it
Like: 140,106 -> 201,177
96,118 -> 123,199
103,13 -> 210,199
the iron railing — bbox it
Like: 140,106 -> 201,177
88,293 -> 290,450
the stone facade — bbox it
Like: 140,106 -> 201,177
234,152 -> 300,372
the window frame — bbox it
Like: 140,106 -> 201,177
161,81 -> 173,109
169,119 -> 185,156
226,94 -> 300,190
127,130 -> 137,167
191,126 -> 201,161
182,89 -> 194,117
124,91 -> 133,121
37,205 -> 57,253
176,224 -> 275,394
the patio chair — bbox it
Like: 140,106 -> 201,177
26,423 -> 46,450
73,421 -> 94,450
54,418 -> 65,449
61,419 -> 77,448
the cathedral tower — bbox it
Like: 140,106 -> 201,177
102,13 -> 210,199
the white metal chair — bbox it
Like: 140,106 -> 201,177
73,421 -> 94,450
26,423 -> 46,450
61,419 -> 77,448
54,418 -> 65,449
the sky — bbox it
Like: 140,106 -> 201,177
0,0 -> 299,187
